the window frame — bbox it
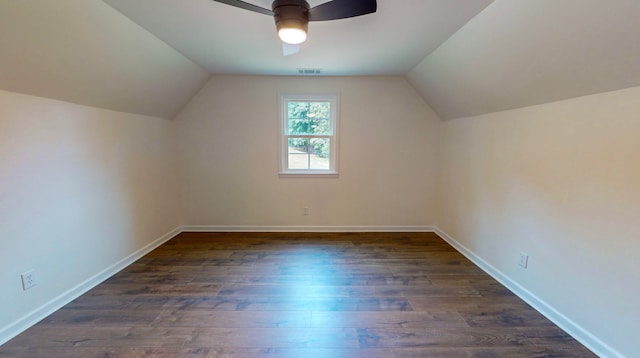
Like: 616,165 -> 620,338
279,93 -> 339,177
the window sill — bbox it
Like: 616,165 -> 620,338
279,172 -> 339,178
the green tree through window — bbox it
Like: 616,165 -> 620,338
287,101 -> 331,158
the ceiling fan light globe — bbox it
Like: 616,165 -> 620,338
278,27 -> 307,44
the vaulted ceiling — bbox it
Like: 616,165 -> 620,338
0,0 -> 209,119
408,0 -> 640,119
1,0 -> 639,120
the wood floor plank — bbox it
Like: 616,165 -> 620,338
517,326 -> 598,356
4,326 -> 195,348
40,308 -> 163,326
152,310 -> 312,328
86,282 -> 222,297
0,347 -> 212,358
392,346 -> 594,358
63,295 -> 170,310
158,296 -> 415,312
310,311 -> 469,329
216,283 -> 480,298
186,327 -> 359,349
357,327 -> 532,348
202,348 -> 393,358
0,232 -> 596,357
407,295 -> 533,312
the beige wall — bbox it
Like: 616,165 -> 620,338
0,90 -> 181,341
436,86 -> 640,357
174,75 -> 440,228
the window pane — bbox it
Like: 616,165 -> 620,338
287,101 -> 331,135
287,137 -> 330,170
288,118 -> 311,135
288,102 -> 310,135
309,138 -> 330,169
288,138 -> 308,153
288,102 -> 309,119
288,138 -> 309,169
313,118 -> 331,135
288,153 -> 310,169
309,102 -> 330,120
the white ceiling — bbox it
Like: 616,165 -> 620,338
103,0 -> 495,76
1,0 -> 640,120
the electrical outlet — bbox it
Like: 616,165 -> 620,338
303,207 -> 309,216
519,252 -> 529,269
21,270 -> 37,290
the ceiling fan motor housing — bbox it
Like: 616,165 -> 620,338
272,0 -> 310,35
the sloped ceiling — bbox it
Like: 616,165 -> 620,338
407,0 -> 640,120
0,0 -> 209,119
1,0 -> 639,120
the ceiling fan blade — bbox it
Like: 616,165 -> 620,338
282,42 -> 301,56
212,0 -> 273,16
309,0 -> 376,21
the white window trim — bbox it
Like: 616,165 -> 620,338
279,93 -> 339,177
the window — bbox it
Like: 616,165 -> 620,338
279,94 -> 338,176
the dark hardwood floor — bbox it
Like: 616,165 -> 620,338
0,232 -> 596,357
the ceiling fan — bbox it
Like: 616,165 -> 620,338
212,0 -> 377,55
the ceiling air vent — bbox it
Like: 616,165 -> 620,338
297,68 -> 322,75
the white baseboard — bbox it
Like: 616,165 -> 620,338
433,226 -> 622,358
0,226 -> 182,346
182,225 -> 436,233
